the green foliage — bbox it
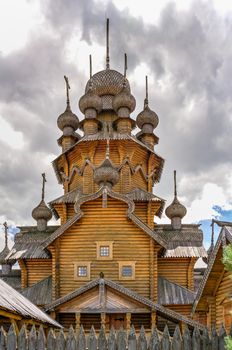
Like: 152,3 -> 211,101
225,336 -> 232,350
222,244 -> 232,272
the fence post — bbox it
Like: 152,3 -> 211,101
78,325 -> 86,350
0,326 -> 7,350
7,324 -> 17,350
47,328 -> 56,350
98,325 -> 107,350
128,325 -> 136,350
138,326 -> 147,350
37,325 -> 46,350
149,327 -> 160,350
211,326 -> 219,350
108,327 -> 116,350
18,324 -> 27,350
183,326 -> 192,350
88,326 -> 97,350
172,325 -> 182,350
218,325 -> 226,350
161,325 -> 171,350
28,325 -> 37,350
117,327 -> 127,350
56,329 -> 66,350
202,327 -> 211,350
66,325 -> 76,350
192,328 -> 201,350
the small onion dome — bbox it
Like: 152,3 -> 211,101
0,246 -> 11,265
136,105 -> 159,130
79,88 -> 103,115
94,158 -> 119,188
32,200 -> 52,222
57,105 -> 79,132
165,196 -> 187,220
112,86 -> 136,114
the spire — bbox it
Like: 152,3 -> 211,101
41,173 -> 46,201
89,54 -> 92,79
211,219 -> 215,247
106,18 -> 110,69
174,170 -> 177,197
124,53 -> 127,78
64,75 -> 70,108
144,75 -> 148,108
3,222 -> 8,248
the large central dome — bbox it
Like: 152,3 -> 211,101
85,69 -> 130,110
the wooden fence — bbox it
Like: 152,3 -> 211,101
0,323 -> 230,350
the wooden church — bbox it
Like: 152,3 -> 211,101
2,20 -> 208,333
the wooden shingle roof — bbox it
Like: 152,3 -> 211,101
158,276 -> 195,305
22,276 -> 52,306
0,279 -> 61,327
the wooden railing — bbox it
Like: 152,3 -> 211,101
0,323 -> 229,349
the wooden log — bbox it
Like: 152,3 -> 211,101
56,329 -> 66,350
128,325 -> 136,350
6,324 -> 16,350
47,329 -> 56,350
78,325 -> 86,350
37,325 -> 46,350
138,326 -> 147,350
88,326 -> 97,350
28,325 -> 37,350
66,325 -> 76,350
108,327 -> 116,350
161,325 -> 170,350
18,324 -> 27,350
149,327 -> 160,350
183,326 -> 192,350
172,325 -> 182,350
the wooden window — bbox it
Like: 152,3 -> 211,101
96,241 -> 114,260
118,261 -> 136,280
74,262 -> 90,281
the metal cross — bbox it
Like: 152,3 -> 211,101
41,173 -> 46,201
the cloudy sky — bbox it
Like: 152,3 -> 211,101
0,0 -> 232,250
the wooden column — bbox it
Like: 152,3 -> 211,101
55,239 -> 60,299
149,238 -> 154,301
75,312 -> 81,332
126,313 -> 131,332
178,321 -> 185,334
101,313 -> 106,329
19,259 -> 28,289
151,310 -> 157,329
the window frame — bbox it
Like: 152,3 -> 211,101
118,261 -> 136,280
74,262 -> 91,281
96,241 -> 114,260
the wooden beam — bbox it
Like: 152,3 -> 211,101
75,312 -> 81,332
126,313 -> 131,332
55,239 -> 60,299
19,259 -> 28,289
0,309 -> 22,321
151,310 -> 157,329
149,238 -> 154,301
101,312 -> 106,329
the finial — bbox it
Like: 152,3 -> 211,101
211,219 -> 215,247
144,76 -> 149,108
3,222 -> 8,248
64,75 -> 70,107
41,173 -> 46,201
89,54 -> 92,79
174,170 -> 177,197
106,18 -> 110,69
124,53 -> 127,78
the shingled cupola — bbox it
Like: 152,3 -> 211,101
165,170 -> 187,230
0,222 -> 14,275
93,140 -> 119,189
57,76 -> 80,152
136,76 -> 159,149
79,55 -> 103,135
32,173 -> 52,231
112,54 -> 136,134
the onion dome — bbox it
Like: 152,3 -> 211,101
137,105 -> 159,130
112,85 -> 136,114
32,173 -> 52,231
165,171 -> 187,229
57,105 -> 79,133
165,196 -> 187,220
32,200 -> 52,222
79,83 -> 103,116
94,140 -> 119,188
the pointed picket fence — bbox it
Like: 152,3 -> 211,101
0,323 -> 230,350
